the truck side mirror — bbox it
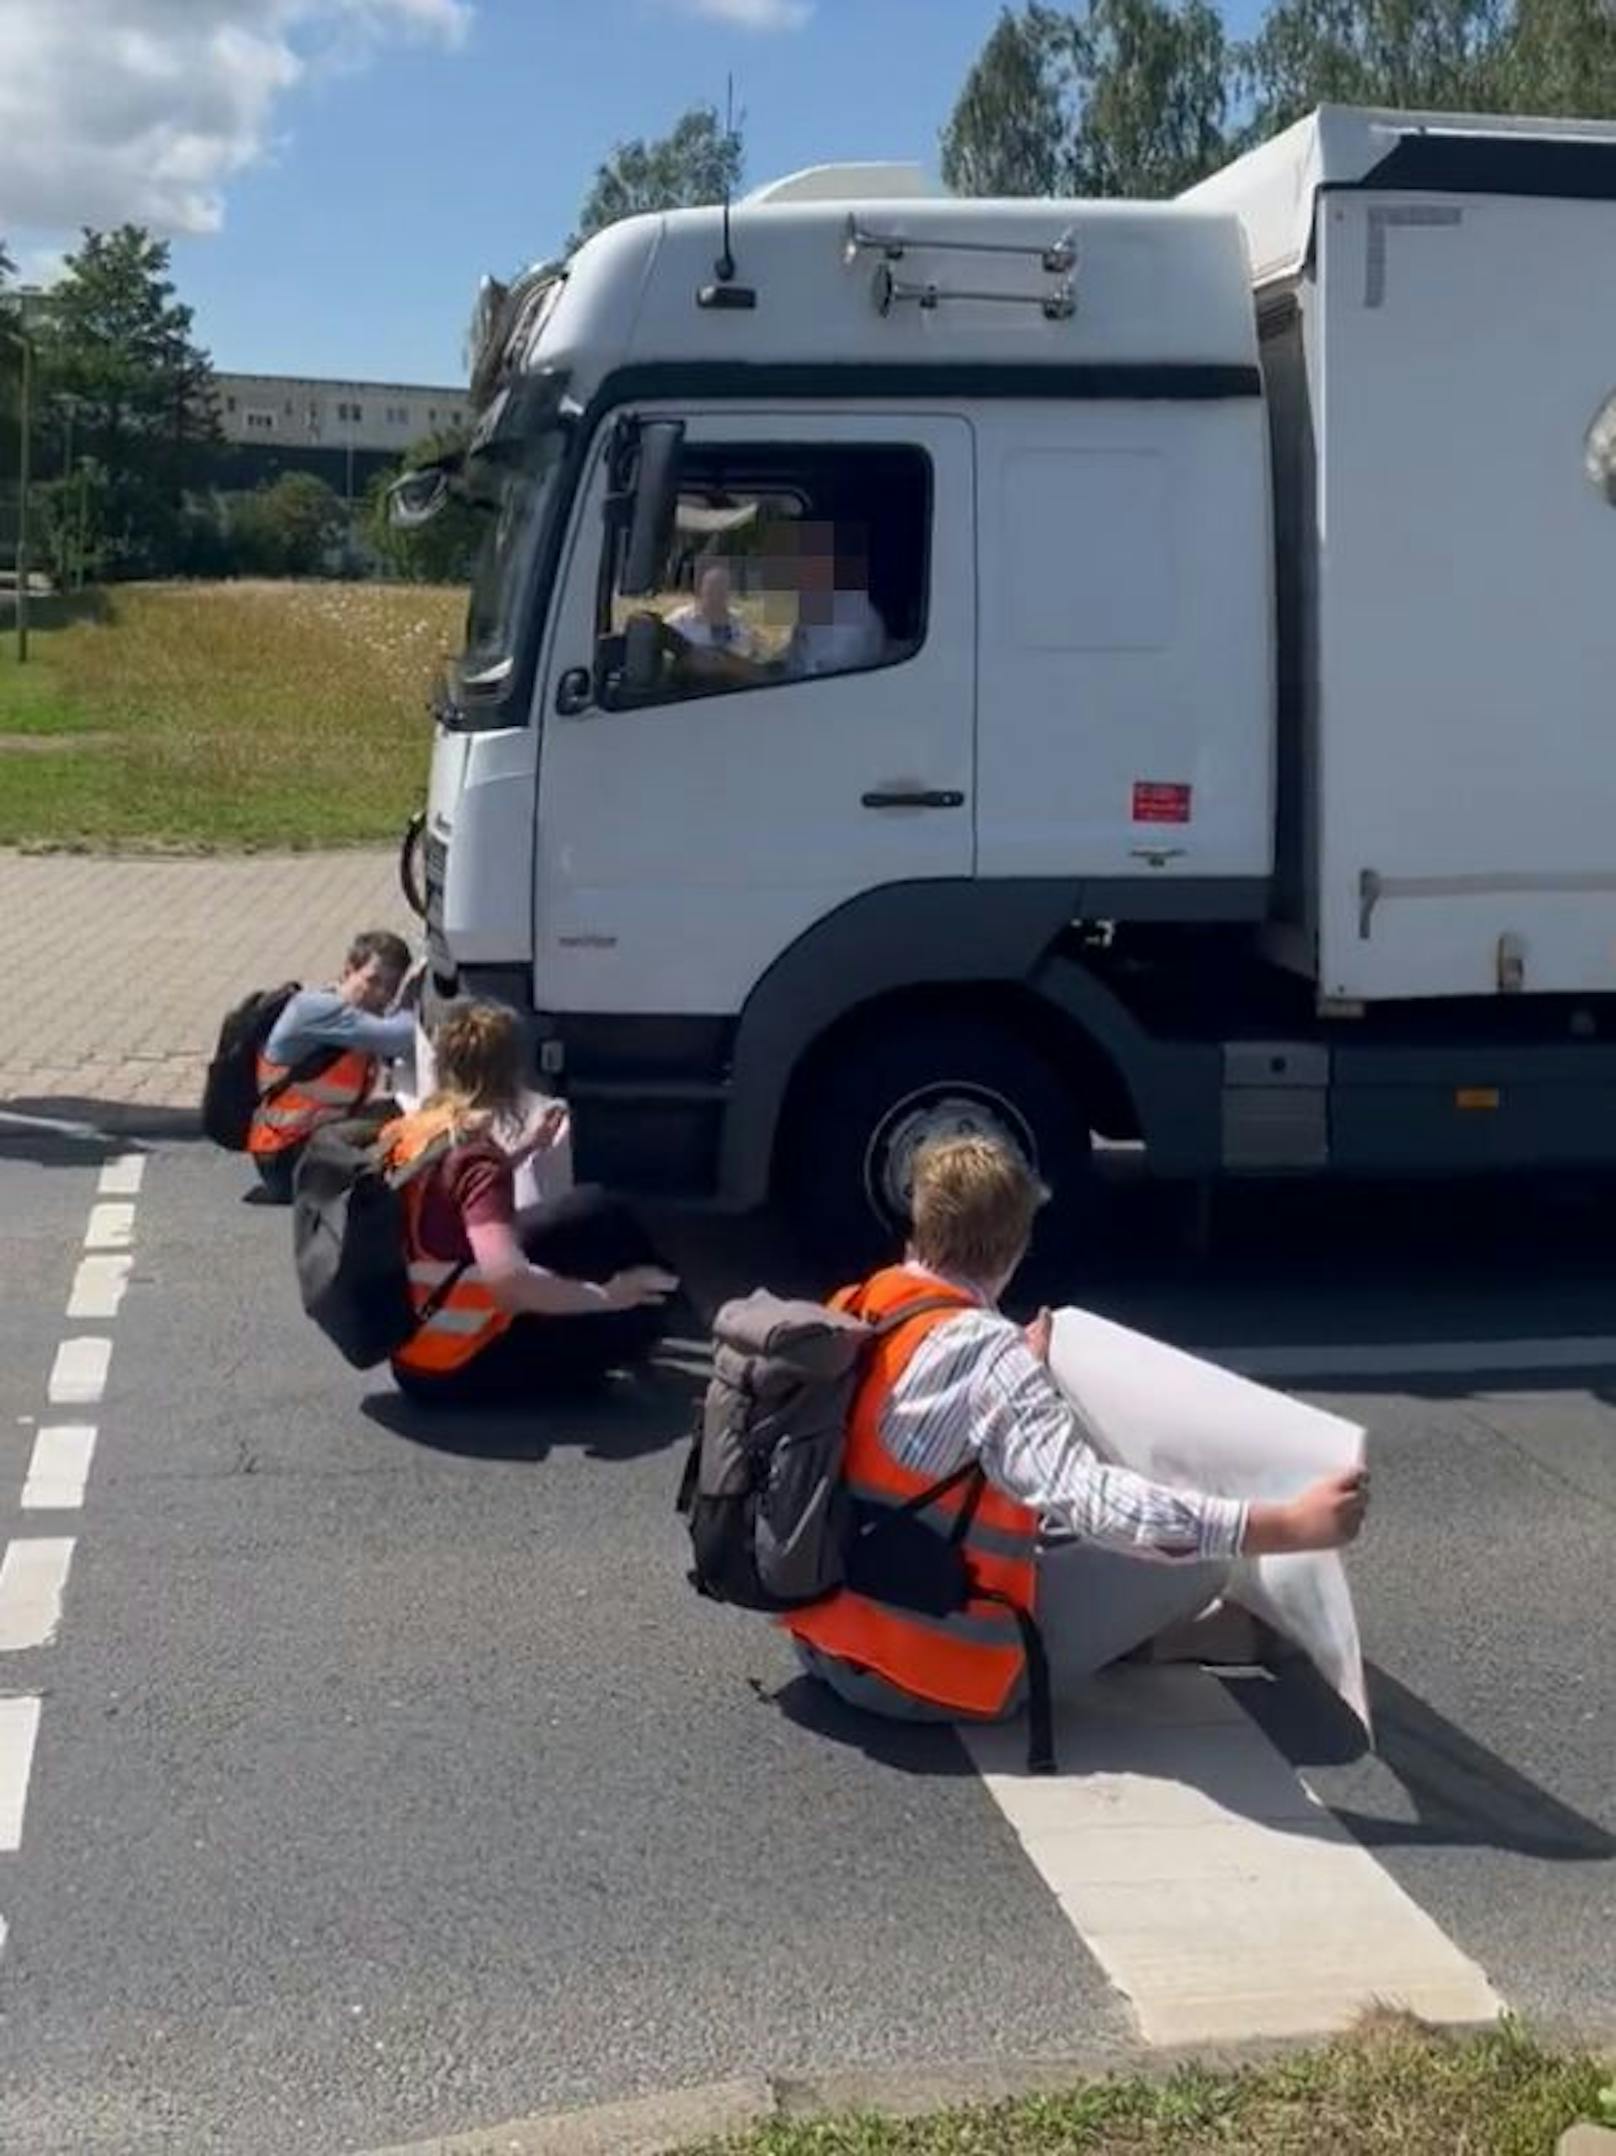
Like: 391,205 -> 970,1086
386,465 -> 452,529
622,611 -> 665,694
594,612 -> 667,711
619,420 -> 684,597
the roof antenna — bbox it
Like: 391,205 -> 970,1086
699,71 -> 756,309
715,72 -> 737,284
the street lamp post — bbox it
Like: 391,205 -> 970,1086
3,311 -> 34,662
16,327 -> 31,662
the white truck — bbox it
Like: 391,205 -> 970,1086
398,105 -> 1616,1258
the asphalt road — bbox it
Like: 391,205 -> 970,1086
0,1128 -> 1613,2152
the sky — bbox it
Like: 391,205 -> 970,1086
0,0 -> 1263,390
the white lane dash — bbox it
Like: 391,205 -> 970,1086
82,1202 -> 135,1252
97,1153 -> 146,1197
0,1697 -> 41,1851
66,1254 -> 133,1322
963,1666 -> 1503,2047
1219,1336 -> 1616,1382
0,1541 -> 77,1652
22,1427 -> 97,1513
48,1338 -> 111,1408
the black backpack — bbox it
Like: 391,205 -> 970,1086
292,1115 -> 466,1371
200,983 -> 339,1152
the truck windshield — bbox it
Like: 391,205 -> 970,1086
458,421 -> 571,695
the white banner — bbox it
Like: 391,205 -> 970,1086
1049,1308 -> 1371,1735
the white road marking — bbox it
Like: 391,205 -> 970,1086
0,1541 -> 76,1652
97,1154 -> 146,1197
22,1427 -> 97,1513
66,1254 -> 133,1322
1218,1336 -> 1616,1382
963,1666 -> 1503,2046
0,1108 -> 107,1141
47,1339 -> 111,1408
0,1697 -> 41,1851
82,1202 -> 135,1252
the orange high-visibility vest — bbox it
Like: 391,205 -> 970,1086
382,1112 -> 514,1377
247,1047 -> 376,1157
783,1267 -> 1042,1724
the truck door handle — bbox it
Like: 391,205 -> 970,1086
861,789 -> 966,810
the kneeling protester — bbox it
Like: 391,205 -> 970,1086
201,982 -> 344,1153
680,1135 -> 1370,1778
678,1269 -> 1056,1775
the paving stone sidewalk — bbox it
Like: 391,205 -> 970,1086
0,849 -> 410,1130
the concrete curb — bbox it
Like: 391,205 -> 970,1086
353,2075 -> 776,2156
349,2031 -> 1401,2156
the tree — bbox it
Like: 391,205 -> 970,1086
1237,0 -> 1503,137
570,102 -> 744,249
1236,0 -> 1616,141
942,7 -> 1074,196
32,225 -> 216,576
1494,0 -> 1616,111
262,471 -> 347,576
222,472 -> 346,578
942,0 -> 1231,201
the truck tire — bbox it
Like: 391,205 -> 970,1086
783,1013 -> 1094,1276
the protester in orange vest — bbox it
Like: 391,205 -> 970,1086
786,1136 -> 1368,1729
379,1000 -> 677,1403
248,930 -> 416,1201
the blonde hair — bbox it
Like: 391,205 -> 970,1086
424,1000 -> 525,1139
909,1136 -> 1045,1285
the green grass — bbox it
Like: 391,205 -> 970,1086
0,579 -> 465,850
683,2019 -> 1615,2156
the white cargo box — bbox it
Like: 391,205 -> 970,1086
1189,108 -> 1616,1002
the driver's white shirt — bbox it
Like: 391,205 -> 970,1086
784,591 -> 887,678
668,604 -> 758,657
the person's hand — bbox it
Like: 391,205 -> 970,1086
602,1266 -> 680,1312
1024,1309 -> 1053,1364
521,1100 -> 569,1154
500,1098 -> 569,1163
1247,1468 -> 1369,1554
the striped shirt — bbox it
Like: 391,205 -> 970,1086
882,1270 -> 1247,1564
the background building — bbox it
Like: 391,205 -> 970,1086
211,372 -> 472,497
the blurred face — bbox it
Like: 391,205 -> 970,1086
698,565 -> 733,622
342,954 -> 403,1013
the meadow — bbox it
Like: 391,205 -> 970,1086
0,581 -> 464,850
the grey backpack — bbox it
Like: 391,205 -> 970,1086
676,1290 -> 961,1611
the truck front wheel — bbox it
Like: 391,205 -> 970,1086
781,1014 -> 1094,1275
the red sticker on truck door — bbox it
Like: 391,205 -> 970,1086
1132,781 -> 1192,824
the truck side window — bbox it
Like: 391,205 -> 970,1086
607,442 -> 931,704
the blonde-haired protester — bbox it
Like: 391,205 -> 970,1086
785,1135 -> 1367,1734
378,1001 -> 677,1404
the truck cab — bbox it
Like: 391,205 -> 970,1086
412,166 -> 1272,1254
410,113 -> 1616,1260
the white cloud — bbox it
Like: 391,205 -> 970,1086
0,0 -> 472,240
671,0 -> 813,29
